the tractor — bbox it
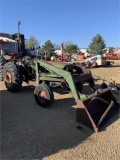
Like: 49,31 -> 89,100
1,56 -> 119,132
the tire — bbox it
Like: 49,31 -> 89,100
0,55 -> 6,81
42,83 -> 54,103
3,62 -> 23,92
75,81 -> 83,93
91,62 -> 97,68
101,82 -> 108,89
34,83 -> 54,108
106,61 -> 110,66
86,61 -> 91,68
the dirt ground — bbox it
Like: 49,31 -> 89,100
0,60 -> 120,160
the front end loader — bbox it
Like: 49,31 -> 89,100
3,57 -> 120,131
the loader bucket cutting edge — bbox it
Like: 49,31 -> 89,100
76,89 -> 120,132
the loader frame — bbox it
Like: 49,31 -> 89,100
29,59 -> 96,100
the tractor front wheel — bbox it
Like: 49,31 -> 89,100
34,83 -> 54,108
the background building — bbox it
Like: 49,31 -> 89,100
0,32 -> 25,54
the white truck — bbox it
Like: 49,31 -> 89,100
27,46 -> 41,57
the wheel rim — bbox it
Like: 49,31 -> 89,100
92,63 -> 96,67
6,71 -> 12,83
37,90 -> 47,103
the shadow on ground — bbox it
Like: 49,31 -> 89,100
1,84 -> 119,159
1,86 -> 92,159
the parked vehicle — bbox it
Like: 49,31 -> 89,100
85,55 -> 114,68
71,53 -> 77,60
57,54 -> 76,62
106,53 -> 118,60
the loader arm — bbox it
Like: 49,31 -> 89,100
35,60 -> 80,100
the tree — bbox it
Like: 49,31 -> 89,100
53,43 -> 61,50
63,41 -> 73,48
64,44 -> 79,54
87,34 -> 106,54
41,40 -> 55,54
25,35 -> 40,49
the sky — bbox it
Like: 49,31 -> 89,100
0,0 -> 120,48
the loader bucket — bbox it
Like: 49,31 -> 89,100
76,89 -> 120,132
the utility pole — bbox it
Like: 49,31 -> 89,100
61,43 -> 63,61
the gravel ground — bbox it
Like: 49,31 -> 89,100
0,61 -> 120,160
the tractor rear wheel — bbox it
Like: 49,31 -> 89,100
34,83 -> 54,108
0,55 -> 6,81
4,62 -> 23,92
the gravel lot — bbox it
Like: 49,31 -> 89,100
0,61 -> 120,160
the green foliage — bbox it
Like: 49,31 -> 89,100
53,43 -> 61,50
64,44 -> 78,54
63,41 -> 73,48
25,35 -> 40,49
41,40 -> 55,54
87,34 -> 106,54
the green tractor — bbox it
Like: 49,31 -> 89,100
1,56 -> 119,132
